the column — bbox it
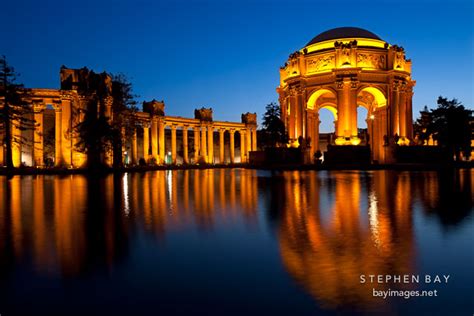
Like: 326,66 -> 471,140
54,108 -> 62,166
336,78 -> 358,142
200,126 -> 207,163
207,126 -> 214,164
159,120 -> 165,164
0,127 -> 4,166
183,126 -> 189,164
240,130 -> 246,163
171,125 -> 177,164
251,128 -> 257,151
391,82 -> 400,137
151,118 -> 158,162
193,127 -> 200,163
12,118 -> 21,167
131,130 -> 138,165
61,99 -> 72,166
33,104 -> 44,167
399,89 -> 407,138
143,124 -> 150,162
229,130 -> 235,164
406,88 -> 414,140
246,128 -> 252,153
314,114 -> 320,153
219,129 -> 225,164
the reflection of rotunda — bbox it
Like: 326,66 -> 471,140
277,27 -> 415,163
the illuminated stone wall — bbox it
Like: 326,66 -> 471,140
1,68 -> 257,168
278,30 -> 415,163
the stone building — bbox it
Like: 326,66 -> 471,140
0,67 -> 257,168
278,27 -> 415,163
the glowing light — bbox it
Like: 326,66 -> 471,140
303,37 -> 387,54
123,173 -> 130,216
369,114 -> 375,120
350,137 -> 361,146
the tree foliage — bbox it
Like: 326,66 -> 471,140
259,102 -> 288,148
74,70 -> 138,169
0,55 -> 35,169
414,96 -> 472,160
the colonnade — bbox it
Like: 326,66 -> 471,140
0,87 -> 258,168
129,116 -> 258,165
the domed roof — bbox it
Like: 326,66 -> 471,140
306,27 -> 382,46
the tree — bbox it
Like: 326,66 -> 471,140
110,74 -> 138,168
259,102 -> 288,148
0,56 -> 35,169
415,97 -> 472,161
74,70 -> 114,169
413,105 -> 431,145
74,70 -> 139,169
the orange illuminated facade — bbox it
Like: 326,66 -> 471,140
278,27 -> 415,163
0,67 -> 257,168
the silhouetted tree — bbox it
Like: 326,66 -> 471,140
74,70 -> 114,169
0,56 -> 35,169
413,105 -> 431,145
110,74 -> 138,168
415,97 -> 472,160
259,102 -> 288,148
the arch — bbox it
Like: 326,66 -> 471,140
307,88 -> 337,110
357,86 -> 387,110
319,104 -> 338,121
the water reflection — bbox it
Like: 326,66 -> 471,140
0,169 -> 472,314
261,169 -> 472,311
0,169 -> 259,278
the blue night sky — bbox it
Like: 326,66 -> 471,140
1,0 -> 473,132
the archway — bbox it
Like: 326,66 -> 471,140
306,89 -> 337,158
357,86 -> 387,162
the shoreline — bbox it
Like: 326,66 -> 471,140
0,161 -> 472,176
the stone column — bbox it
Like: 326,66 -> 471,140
193,127 -> 200,163
60,98 -> 72,166
159,120 -> 165,164
391,82 -> 400,137
246,128 -> 252,154
171,125 -> 177,164
314,113 -> 320,153
207,125 -> 214,164
143,124 -> 150,162
200,126 -> 207,163
54,107 -> 62,166
183,126 -> 189,164
336,78 -> 358,143
219,129 -> 225,163
11,118 -> 22,167
33,103 -> 45,167
131,130 -> 138,165
0,128 -> 3,166
399,88 -> 407,138
151,118 -> 158,162
406,88 -> 414,140
240,130 -> 246,163
251,128 -> 257,151
229,130 -> 235,164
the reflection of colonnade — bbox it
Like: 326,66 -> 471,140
0,169 -> 258,277
276,171 -> 416,310
128,169 -> 259,234
0,67 -> 257,168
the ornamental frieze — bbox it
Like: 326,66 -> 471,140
356,53 -> 386,69
306,55 -> 335,73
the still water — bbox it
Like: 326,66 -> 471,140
0,169 -> 472,315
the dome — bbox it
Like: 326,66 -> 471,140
306,27 -> 382,46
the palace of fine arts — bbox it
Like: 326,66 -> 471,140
0,1 -> 473,314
